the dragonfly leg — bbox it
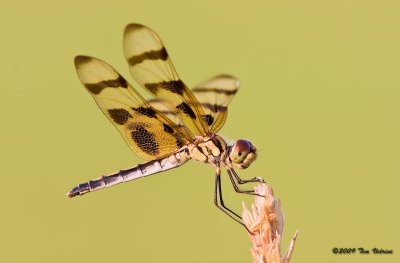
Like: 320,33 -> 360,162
227,169 -> 262,196
230,168 -> 265,184
213,167 -> 253,234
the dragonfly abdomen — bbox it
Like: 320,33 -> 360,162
67,148 -> 190,198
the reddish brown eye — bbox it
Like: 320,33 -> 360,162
230,139 -> 257,168
234,139 -> 251,154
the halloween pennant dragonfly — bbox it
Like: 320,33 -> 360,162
67,23 -> 264,229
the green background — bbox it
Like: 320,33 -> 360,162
1,0 -> 399,262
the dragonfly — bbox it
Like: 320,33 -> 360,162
67,23 -> 264,229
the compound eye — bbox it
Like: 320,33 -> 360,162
235,139 -> 251,155
230,139 -> 252,163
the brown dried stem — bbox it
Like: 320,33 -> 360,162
242,184 -> 298,263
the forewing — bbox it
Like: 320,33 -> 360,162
192,75 -> 240,133
74,56 -> 189,160
146,98 -> 181,126
123,23 -> 208,138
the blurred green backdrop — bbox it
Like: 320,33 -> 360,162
1,0 -> 399,262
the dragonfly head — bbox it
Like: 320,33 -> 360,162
229,139 -> 257,169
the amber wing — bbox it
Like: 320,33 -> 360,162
123,23 -> 209,138
74,56 -> 189,160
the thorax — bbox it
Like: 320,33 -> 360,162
187,134 -> 228,165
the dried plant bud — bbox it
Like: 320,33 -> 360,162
243,184 -> 299,263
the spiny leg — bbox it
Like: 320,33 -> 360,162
213,168 -> 256,234
230,168 -> 265,185
214,168 -> 242,220
227,169 -> 261,196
